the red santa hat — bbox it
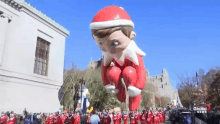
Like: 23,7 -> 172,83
90,6 -> 134,30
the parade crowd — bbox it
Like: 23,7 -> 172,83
0,108 -> 167,124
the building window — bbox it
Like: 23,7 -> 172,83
34,37 -> 50,76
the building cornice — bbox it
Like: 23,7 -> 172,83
0,0 -> 22,10
0,0 -> 70,37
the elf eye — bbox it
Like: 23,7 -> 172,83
99,42 -> 103,45
111,41 -> 119,46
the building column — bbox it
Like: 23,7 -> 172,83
0,15 -> 9,65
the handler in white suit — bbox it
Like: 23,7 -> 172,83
81,86 -> 90,110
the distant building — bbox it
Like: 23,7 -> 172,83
88,57 -> 102,69
88,58 -> 183,108
0,0 -> 69,113
146,69 -> 182,107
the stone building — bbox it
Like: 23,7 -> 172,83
88,58 -> 183,108
147,69 -> 178,102
0,0 -> 69,113
88,57 -> 102,69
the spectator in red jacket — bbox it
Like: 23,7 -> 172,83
45,114 -> 50,124
134,113 -> 139,124
158,111 -> 164,123
117,112 -> 122,124
130,113 -> 136,124
7,114 -> 16,124
60,113 -> 65,124
140,111 -> 147,124
122,113 -> 128,124
112,112 -> 118,124
103,114 -> 111,124
162,110 -> 166,122
54,112 -> 62,124
146,111 -> 153,124
0,112 -> 8,124
64,113 -> 73,124
48,114 -> 55,124
74,112 -> 80,124
99,113 -> 104,123
153,113 -> 159,124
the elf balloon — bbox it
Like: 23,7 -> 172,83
90,5 -> 146,111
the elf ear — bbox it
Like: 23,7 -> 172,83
130,31 -> 136,40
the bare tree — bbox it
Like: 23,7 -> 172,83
178,88 -> 190,107
200,67 -> 220,111
178,67 -> 220,109
160,96 -> 171,108
141,83 -> 156,108
177,73 -> 198,108
141,91 -> 154,109
205,71 -> 220,111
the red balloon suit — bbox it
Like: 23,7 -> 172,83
101,54 -> 146,111
90,5 -> 146,111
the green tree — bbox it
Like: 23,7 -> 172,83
61,64 -> 122,112
85,67 -> 121,111
61,63 -> 93,111
62,64 -> 83,111
87,79 -> 120,110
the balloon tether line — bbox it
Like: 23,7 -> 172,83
121,78 -> 129,114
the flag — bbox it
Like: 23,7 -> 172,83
82,98 -> 87,114
196,71 -> 198,85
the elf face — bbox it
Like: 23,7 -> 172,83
93,30 -> 135,54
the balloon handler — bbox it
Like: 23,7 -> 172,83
90,5 -> 146,111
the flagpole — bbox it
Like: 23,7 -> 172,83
196,71 -> 198,87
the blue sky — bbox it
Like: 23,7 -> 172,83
29,0 -> 220,90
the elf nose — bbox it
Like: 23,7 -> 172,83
103,45 -> 109,52
104,44 -> 114,54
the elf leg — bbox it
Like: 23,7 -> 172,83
106,66 -> 121,93
129,94 -> 142,111
122,66 -> 141,97
122,66 -> 142,111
